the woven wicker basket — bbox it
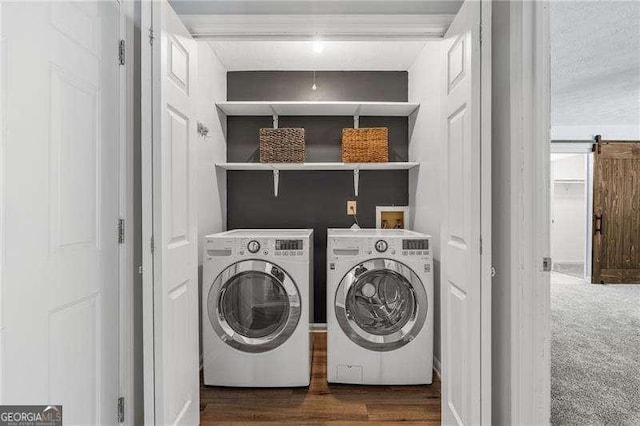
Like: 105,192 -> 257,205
341,127 -> 389,163
259,128 -> 306,163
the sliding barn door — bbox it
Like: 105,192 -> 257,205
1,1 -> 120,423
441,0 -> 488,424
592,140 -> 640,284
143,1 -> 199,424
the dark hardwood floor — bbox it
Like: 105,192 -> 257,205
200,331 -> 441,425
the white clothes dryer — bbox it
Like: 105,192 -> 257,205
326,228 -> 434,385
202,229 -> 313,387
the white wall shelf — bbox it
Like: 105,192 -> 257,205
216,101 -> 420,118
215,162 -> 419,196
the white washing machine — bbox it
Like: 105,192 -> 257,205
327,228 -> 434,385
202,229 -> 313,387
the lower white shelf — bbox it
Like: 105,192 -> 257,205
215,162 -> 419,196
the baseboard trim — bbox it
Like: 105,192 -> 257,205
433,356 -> 442,378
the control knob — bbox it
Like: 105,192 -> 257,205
247,240 -> 261,254
375,239 -> 388,253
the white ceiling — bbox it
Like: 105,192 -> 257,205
208,40 -> 429,71
551,1 -> 640,127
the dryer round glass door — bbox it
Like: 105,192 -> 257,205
335,258 -> 427,351
208,260 -> 301,353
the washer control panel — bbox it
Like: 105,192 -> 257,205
340,237 -> 431,258
231,238 -> 308,258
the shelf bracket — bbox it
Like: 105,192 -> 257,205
353,105 -> 361,129
353,168 -> 360,196
273,169 -> 280,197
272,114 -> 278,129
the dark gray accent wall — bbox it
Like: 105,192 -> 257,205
227,71 -> 407,102
226,71 -> 409,323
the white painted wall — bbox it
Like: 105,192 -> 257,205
551,125 -> 640,141
550,155 -> 586,264
194,42 -> 227,362
196,42 -> 227,261
407,41 -> 444,369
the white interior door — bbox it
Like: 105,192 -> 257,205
441,0 -> 488,424
0,1 -> 120,423
143,1 -> 199,424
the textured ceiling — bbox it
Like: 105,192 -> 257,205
551,1 -> 640,127
170,0 -> 463,15
208,40 -> 429,71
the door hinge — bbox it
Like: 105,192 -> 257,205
150,236 -> 155,254
479,23 -> 483,44
118,219 -> 125,244
479,236 -> 483,255
118,39 -> 126,65
491,265 -> 497,278
542,257 -> 552,272
149,28 -> 155,45
117,397 -> 124,423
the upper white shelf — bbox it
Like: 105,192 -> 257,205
215,101 -> 420,117
215,162 -> 419,171
216,162 -> 419,196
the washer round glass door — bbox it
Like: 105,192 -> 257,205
208,259 -> 301,353
335,258 -> 427,351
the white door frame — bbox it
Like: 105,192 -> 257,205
511,1 -> 551,424
140,1 -> 156,424
119,1 -> 137,425
479,2 -> 492,423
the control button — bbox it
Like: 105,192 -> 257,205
239,251 -> 245,255
283,252 -> 289,256
402,251 -> 407,255
263,250 -> 269,255
409,251 -> 416,255
391,249 -> 396,255
275,251 -> 281,256
297,251 -> 303,256
367,250 -> 372,255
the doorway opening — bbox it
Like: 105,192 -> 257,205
550,149 -> 592,282
548,2 -> 640,423
142,0 -> 491,424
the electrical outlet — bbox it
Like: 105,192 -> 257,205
347,200 -> 357,215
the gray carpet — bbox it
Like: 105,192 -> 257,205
551,272 -> 640,425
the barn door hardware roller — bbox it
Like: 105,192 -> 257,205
592,134 -> 602,154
